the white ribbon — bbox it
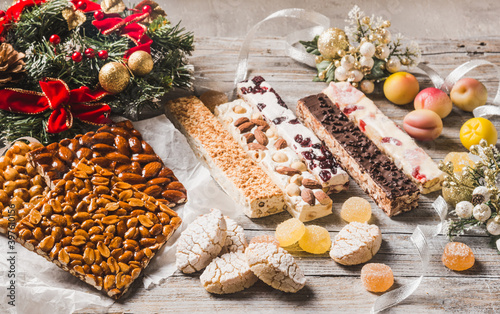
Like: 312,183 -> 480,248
0,137 -> 40,157
234,8 -> 330,88
418,60 -> 500,118
371,196 -> 448,313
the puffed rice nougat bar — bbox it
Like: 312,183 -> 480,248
167,96 -> 286,218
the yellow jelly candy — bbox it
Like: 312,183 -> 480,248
442,242 -> 475,271
275,218 -> 306,247
340,197 -> 372,223
298,225 -> 331,254
361,263 -> 394,292
459,117 -> 498,150
443,152 -> 474,173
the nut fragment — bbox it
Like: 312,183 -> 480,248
39,235 -> 55,252
242,133 -> 255,143
290,161 -> 307,172
254,129 -> 269,146
314,190 -> 332,205
302,178 -> 322,190
234,117 -> 250,127
275,166 -> 301,176
286,183 -> 301,197
274,138 -> 287,150
272,152 -> 288,163
301,188 -> 316,205
233,105 -> 247,114
237,122 -> 255,133
247,143 -> 267,151
289,174 -> 303,186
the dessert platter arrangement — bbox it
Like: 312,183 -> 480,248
1,2 -> 500,313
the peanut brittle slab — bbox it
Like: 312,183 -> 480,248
27,120 -> 187,208
13,159 -> 182,299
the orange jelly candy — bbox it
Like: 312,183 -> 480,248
442,242 -> 475,271
361,263 -> 394,293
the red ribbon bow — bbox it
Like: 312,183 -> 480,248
0,0 -> 47,37
0,79 -> 112,133
92,12 -> 153,58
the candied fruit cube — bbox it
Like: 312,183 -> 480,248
361,263 -> 394,293
275,218 -> 306,247
298,225 -> 331,254
442,242 -> 475,271
444,152 -> 475,173
340,197 -> 372,223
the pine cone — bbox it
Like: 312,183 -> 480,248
0,43 -> 25,86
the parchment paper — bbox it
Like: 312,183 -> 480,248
0,115 -> 239,314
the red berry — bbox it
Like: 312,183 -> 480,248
359,119 -> 366,132
72,51 -> 83,62
76,1 -> 87,10
381,137 -> 402,146
84,48 -> 95,58
343,104 -> 361,115
0,11 -> 5,18
142,5 -> 152,14
94,10 -> 104,20
412,166 -> 427,182
49,34 -> 61,45
97,50 -> 108,60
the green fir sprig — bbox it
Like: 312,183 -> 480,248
0,0 -> 194,144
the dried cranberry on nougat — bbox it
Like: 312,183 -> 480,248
237,76 -> 349,193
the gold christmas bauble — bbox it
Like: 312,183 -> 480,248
128,50 -> 154,76
442,184 -> 472,207
317,28 -> 349,60
99,62 -> 130,94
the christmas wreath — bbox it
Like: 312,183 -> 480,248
0,0 -> 194,144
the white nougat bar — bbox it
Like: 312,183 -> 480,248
216,99 -> 333,222
237,76 -> 349,193
323,82 -> 444,194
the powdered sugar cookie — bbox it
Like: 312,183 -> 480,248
176,209 -> 227,273
200,252 -> 258,294
330,222 -> 382,265
245,241 -> 306,293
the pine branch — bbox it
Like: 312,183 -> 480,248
300,36 -> 321,55
0,110 -> 90,145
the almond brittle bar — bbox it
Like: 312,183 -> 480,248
13,159 -> 181,299
27,120 -> 187,208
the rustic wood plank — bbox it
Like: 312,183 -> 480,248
79,36 -> 500,312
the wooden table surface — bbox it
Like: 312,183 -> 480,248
80,36 -> 500,313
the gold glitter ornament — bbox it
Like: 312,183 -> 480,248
361,16 -> 371,25
99,62 -> 130,94
442,183 -> 473,207
382,20 -> 391,28
315,55 -> 324,64
317,28 -> 349,59
127,51 -> 154,76
401,57 -> 410,66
